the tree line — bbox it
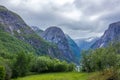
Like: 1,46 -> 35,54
0,51 -> 75,80
81,42 -> 120,80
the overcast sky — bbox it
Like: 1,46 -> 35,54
0,0 -> 120,39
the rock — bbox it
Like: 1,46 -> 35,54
41,26 -> 80,64
92,21 -> 120,48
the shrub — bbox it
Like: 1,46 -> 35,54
5,65 -> 12,80
12,52 -> 32,78
0,57 -> 12,80
88,68 -> 120,80
31,56 -> 74,73
68,63 -> 75,71
54,61 -> 68,72
81,43 -> 120,80
31,56 -> 49,73
81,48 -> 119,72
0,66 -> 5,80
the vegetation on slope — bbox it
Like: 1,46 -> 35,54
0,31 -> 35,58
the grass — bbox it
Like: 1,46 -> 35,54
13,72 -> 92,80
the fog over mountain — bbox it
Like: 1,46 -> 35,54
1,0 -> 120,39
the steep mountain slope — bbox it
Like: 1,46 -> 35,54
75,37 -> 98,51
0,5 -> 61,57
40,27 -> 80,64
0,30 -> 35,57
65,35 -> 80,60
92,21 -> 120,48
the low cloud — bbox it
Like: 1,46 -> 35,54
0,0 -> 120,39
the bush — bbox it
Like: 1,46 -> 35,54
12,52 -> 32,78
81,47 -> 119,72
31,56 -> 75,73
88,68 -> 120,80
54,61 -> 68,72
31,56 -> 48,73
0,57 -> 12,80
68,63 -> 75,71
0,66 -> 5,80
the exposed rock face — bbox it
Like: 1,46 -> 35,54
0,5 -> 61,57
0,6 -> 31,39
0,5 -> 33,38
92,21 -> 120,48
41,27 -> 69,50
41,27 -> 80,64
65,35 -> 80,61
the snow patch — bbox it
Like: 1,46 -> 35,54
86,37 -> 95,42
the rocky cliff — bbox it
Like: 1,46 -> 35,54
41,27 -> 80,64
92,21 -> 120,48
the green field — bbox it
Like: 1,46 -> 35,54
13,72 -> 91,80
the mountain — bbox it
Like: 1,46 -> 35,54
0,30 -> 35,55
92,21 -> 120,48
40,27 -> 80,64
0,5 -> 61,58
31,26 -> 43,35
65,35 -> 80,60
75,37 -> 98,51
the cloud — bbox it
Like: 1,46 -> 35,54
0,0 -> 120,39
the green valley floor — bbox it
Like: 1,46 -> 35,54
13,72 -> 91,80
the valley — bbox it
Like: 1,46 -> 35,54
0,2 -> 120,80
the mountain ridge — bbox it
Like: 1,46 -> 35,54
0,5 -> 62,59
0,5 -> 81,64
92,21 -> 120,48
39,26 -> 80,64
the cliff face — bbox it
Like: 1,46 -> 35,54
92,21 -> 120,48
0,5 -> 61,57
41,27 -> 80,64
65,35 -> 80,62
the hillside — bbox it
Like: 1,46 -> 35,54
0,30 -> 35,58
0,5 -> 62,58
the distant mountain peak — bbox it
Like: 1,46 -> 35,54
75,37 -> 99,51
41,26 -> 66,43
43,26 -> 64,36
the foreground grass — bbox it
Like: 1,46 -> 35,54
13,72 -> 91,80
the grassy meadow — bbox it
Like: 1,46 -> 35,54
13,72 -> 91,80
